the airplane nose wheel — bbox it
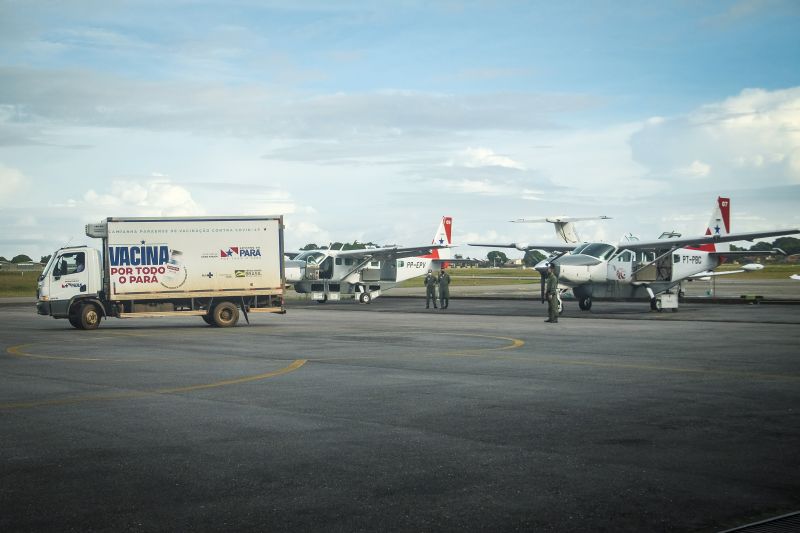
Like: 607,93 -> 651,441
578,297 -> 592,311
359,292 -> 372,304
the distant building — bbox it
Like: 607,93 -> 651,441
0,262 -> 44,272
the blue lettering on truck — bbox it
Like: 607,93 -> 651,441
109,245 -> 170,266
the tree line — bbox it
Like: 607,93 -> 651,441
0,254 -> 51,264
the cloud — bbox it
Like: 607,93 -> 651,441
630,87 -> 800,186
447,147 -> 526,170
82,179 -> 203,216
676,160 -> 711,178
0,163 -> 28,202
0,67 -> 596,147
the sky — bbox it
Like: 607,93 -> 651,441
1,0 -> 799,261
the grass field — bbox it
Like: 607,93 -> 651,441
0,271 -> 39,297
2,264 -> 797,297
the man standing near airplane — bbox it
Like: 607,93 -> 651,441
545,264 -> 559,323
438,267 -> 451,309
424,269 -> 438,309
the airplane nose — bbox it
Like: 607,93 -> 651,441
534,259 -> 549,272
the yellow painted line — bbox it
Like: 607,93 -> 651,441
6,343 -> 124,362
155,359 -> 307,394
439,333 -> 525,357
315,333 -> 525,361
483,352 -> 800,382
0,359 -> 307,411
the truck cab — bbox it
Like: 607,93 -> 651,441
37,246 -> 104,324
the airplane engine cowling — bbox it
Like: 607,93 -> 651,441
515,242 -> 530,251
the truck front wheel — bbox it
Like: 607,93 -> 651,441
212,302 -> 239,327
79,303 -> 101,330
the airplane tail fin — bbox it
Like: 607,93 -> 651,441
699,197 -> 731,252
430,216 -> 452,260
512,216 -> 611,244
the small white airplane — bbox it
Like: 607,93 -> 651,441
471,197 -> 799,312
286,217 -> 454,303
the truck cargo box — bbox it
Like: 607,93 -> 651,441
103,217 -> 284,300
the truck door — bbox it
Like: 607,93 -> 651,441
48,251 -> 90,315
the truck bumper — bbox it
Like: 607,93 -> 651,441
36,301 -> 52,316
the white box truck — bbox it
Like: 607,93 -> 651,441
37,216 -> 286,329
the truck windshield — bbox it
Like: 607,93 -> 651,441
39,253 -> 57,281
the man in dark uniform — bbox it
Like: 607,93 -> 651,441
545,264 -> 559,323
438,267 -> 451,309
424,269 -> 438,309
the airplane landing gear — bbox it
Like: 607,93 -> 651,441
359,292 -> 372,304
578,297 -> 592,311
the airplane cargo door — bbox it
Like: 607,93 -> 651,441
608,250 -> 633,283
380,259 -> 397,281
319,257 -> 334,279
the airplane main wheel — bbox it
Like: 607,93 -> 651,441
557,298 -> 563,315
654,299 -> 663,313
578,297 -> 592,311
650,298 -> 658,311
360,292 -> 372,304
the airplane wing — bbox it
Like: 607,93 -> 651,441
468,242 -> 575,252
617,228 -> 799,251
511,216 -> 612,223
687,269 -> 748,280
334,245 -> 451,261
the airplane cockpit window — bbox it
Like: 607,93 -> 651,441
577,243 -> 616,260
571,243 -> 591,255
295,251 -> 326,265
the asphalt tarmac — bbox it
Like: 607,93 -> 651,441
1,298 -> 799,532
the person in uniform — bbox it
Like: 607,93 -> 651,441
424,269 -> 438,309
545,264 -> 559,323
438,267 -> 451,309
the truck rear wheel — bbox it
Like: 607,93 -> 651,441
202,314 -> 214,325
68,314 -> 82,329
212,302 -> 239,327
79,303 -> 101,330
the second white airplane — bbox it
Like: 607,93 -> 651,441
286,217 -> 454,303
472,197 -> 798,312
